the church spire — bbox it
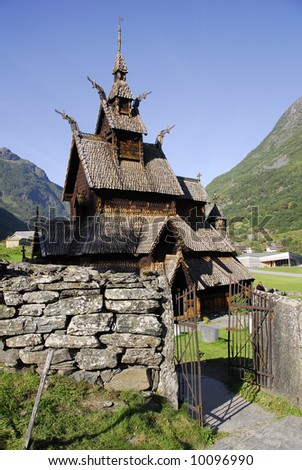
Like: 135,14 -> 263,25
109,20 -> 134,103
112,19 -> 128,77
118,19 -> 122,53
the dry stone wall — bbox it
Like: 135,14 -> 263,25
0,263 -> 178,407
270,294 -> 302,407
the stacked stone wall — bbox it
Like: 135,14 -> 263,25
270,294 -> 302,407
0,263 -> 178,407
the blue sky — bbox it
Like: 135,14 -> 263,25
0,0 -> 302,188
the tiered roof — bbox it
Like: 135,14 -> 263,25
48,24 -> 253,290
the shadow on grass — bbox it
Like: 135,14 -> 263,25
31,395 -> 194,450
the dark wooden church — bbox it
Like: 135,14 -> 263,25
33,25 -> 252,315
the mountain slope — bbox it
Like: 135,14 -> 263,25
0,208 -> 27,240
0,147 -> 68,238
206,97 -> 302,242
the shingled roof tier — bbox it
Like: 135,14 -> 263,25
36,215 -> 236,259
36,216 -> 140,258
108,80 -> 134,101
63,133 -> 184,196
168,216 -> 235,253
112,50 -> 128,75
177,176 -> 209,202
184,256 -> 252,290
102,99 -> 147,133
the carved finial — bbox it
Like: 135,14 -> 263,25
55,109 -> 78,131
132,91 -> 152,114
197,172 -> 202,181
156,125 -> 175,146
118,17 -> 124,52
87,76 -> 107,101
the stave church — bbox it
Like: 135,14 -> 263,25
33,24 -> 252,315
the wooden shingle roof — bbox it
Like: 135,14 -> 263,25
177,176 -> 209,203
112,50 -> 128,75
102,99 -> 147,134
64,132 -> 184,196
136,217 -> 167,254
184,256 -> 253,290
37,217 -> 140,258
168,216 -> 235,253
108,80 -> 134,101
37,214 -> 237,259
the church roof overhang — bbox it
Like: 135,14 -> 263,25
102,100 -> 147,134
176,176 -> 210,203
64,131 -> 184,196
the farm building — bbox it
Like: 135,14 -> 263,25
6,231 -> 34,248
33,25 -> 252,315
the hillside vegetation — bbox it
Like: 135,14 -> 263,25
206,97 -> 302,252
0,147 -> 68,239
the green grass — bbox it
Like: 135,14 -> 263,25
175,328 -> 229,365
176,327 -> 253,364
252,272 -> 302,293
201,328 -> 229,362
253,266 -> 302,274
0,370 -> 215,450
0,241 -> 32,262
232,379 -> 302,419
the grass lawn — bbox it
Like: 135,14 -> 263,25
0,370 -> 215,450
252,272 -> 302,293
0,242 -> 32,263
253,266 -> 302,274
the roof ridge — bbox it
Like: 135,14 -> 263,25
177,175 -> 200,183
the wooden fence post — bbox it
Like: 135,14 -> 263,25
24,349 -> 54,450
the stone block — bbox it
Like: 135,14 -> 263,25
44,295 -> 103,316
6,334 -> 43,348
19,349 -> 48,365
105,287 -> 162,301
72,370 -> 101,384
100,333 -> 161,348
23,291 -> 59,304
2,276 -> 37,293
59,289 -> 100,298
19,303 -> 45,316
105,299 -> 160,314
0,305 -> 16,319
63,266 -> 92,283
67,313 -> 114,336
3,291 -> 23,306
121,348 -> 162,366
45,333 -> 99,349
0,349 -> 20,367
38,281 -> 100,291
50,361 -> 76,375
0,317 -> 27,336
199,324 -> 219,343
33,316 -> 67,333
76,348 -> 119,370
100,368 -> 121,384
33,274 -> 62,284
105,367 -> 150,392
52,348 -> 72,364
115,314 -> 162,336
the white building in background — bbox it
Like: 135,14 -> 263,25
5,231 -> 34,249
238,251 -> 302,268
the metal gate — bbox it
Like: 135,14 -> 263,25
174,284 -> 203,425
228,280 -> 274,388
